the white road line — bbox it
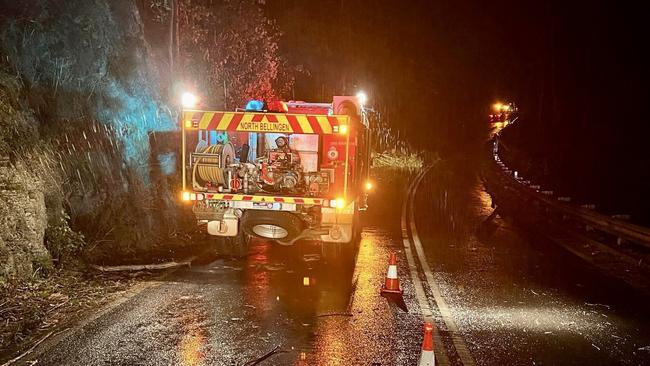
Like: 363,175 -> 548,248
408,167 -> 476,366
401,168 -> 450,366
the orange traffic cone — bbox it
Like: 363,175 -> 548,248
380,253 -> 407,311
419,322 -> 435,366
384,253 -> 401,291
381,253 -> 402,293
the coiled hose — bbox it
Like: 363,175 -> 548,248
192,143 -> 234,187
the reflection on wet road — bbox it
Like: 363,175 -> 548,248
414,158 -> 650,365
23,171 -> 421,365
17,162 -> 650,365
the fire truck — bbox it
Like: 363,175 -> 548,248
180,95 -> 371,262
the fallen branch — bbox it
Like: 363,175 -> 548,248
243,345 -> 286,366
1,330 -> 57,366
316,312 -> 353,318
91,257 -> 196,272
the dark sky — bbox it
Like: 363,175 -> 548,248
267,0 -> 647,144
266,0 -> 650,222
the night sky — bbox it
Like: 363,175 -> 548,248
266,0 -> 650,223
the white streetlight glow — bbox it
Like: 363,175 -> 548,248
356,91 -> 368,105
182,92 -> 198,108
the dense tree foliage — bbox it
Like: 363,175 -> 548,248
173,0 -> 293,108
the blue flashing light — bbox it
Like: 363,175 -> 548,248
245,99 -> 265,111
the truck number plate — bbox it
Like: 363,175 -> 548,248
253,202 -> 284,211
226,200 -> 296,211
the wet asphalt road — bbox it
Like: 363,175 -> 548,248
21,172 -> 422,366
16,163 -> 650,365
414,159 -> 650,365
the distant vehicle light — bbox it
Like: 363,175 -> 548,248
365,181 -> 373,191
182,92 -> 198,108
356,91 -> 368,105
493,102 -> 503,112
245,99 -> 265,111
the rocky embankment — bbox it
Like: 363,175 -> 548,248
0,157 -> 50,287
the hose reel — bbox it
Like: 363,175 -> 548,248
192,143 -> 235,188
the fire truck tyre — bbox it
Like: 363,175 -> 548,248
241,211 -> 303,242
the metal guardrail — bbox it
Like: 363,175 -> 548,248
490,155 -> 650,250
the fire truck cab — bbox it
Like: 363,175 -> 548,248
180,95 -> 371,261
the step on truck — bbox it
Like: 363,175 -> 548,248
180,95 -> 371,262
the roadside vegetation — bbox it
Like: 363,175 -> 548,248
368,111 -> 424,170
0,0 -> 293,286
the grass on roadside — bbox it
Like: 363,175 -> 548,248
372,150 -> 424,170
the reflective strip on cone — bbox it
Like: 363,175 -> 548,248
419,322 -> 435,366
419,350 -> 435,366
385,265 -> 400,290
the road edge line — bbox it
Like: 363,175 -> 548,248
401,168 -> 450,366
409,167 -> 476,366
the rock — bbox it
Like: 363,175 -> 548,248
0,158 -> 52,287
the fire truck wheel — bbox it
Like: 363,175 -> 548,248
240,211 -> 303,242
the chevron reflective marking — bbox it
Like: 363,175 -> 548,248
204,193 -> 323,205
182,110 -> 348,134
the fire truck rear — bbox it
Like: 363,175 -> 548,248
180,95 -> 371,262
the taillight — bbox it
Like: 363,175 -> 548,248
330,198 -> 345,209
181,192 -> 204,201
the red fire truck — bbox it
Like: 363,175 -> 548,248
180,95 -> 371,262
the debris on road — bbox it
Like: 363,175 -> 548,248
243,345 -> 286,366
90,256 -> 196,272
0,269 -> 149,363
